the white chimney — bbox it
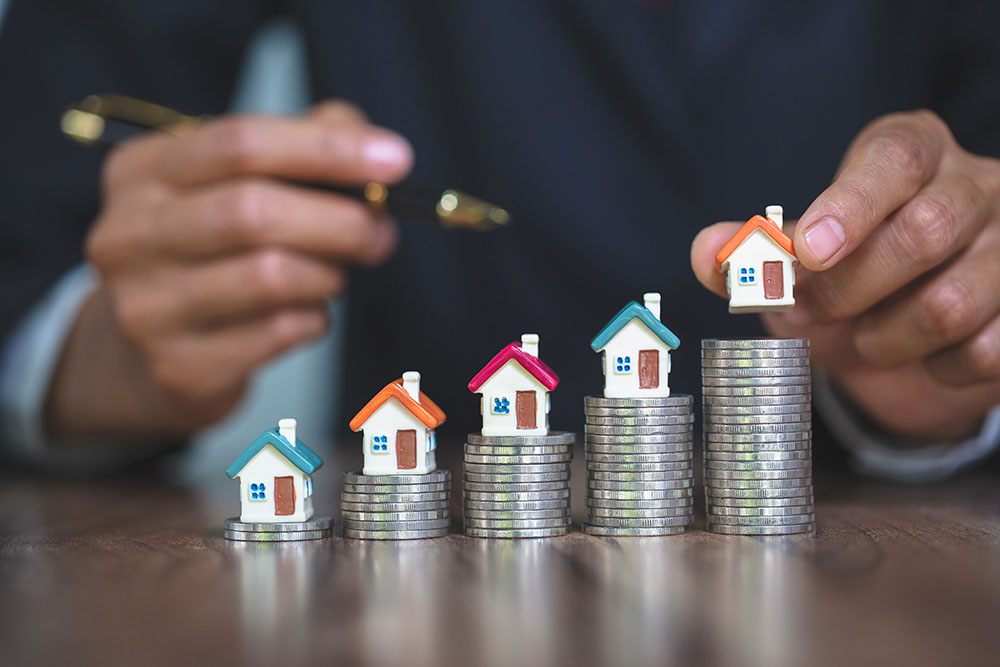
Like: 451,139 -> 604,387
643,292 -> 662,321
278,418 -> 297,445
765,205 -> 783,231
521,333 -> 539,358
402,371 -> 421,400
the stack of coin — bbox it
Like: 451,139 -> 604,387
224,516 -> 334,542
702,338 -> 815,535
462,432 -> 575,538
340,470 -> 451,539
582,395 -> 696,536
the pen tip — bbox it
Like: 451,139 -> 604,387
437,189 -> 511,231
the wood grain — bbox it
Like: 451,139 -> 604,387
1,439 -> 999,667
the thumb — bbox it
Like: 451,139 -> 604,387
690,222 -> 744,299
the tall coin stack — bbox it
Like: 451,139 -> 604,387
701,338 -> 815,535
462,432 -> 575,538
582,395 -> 696,536
340,470 -> 451,539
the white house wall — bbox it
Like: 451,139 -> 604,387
237,444 -> 314,522
360,397 -> 436,475
724,230 -> 796,312
477,360 -> 550,436
597,319 -> 672,398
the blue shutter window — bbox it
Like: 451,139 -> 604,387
739,267 -> 756,285
615,356 -> 632,374
249,482 -> 267,501
492,397 -> 510,414
372,435 -> 389,453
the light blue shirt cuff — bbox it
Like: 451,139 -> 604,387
814,371 -> 1000,482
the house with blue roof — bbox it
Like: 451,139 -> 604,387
226,418 -> 323,523
590,293 -> 681,398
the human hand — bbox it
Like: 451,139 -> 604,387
692,110 -> 1000,441
48,101 -> 412,439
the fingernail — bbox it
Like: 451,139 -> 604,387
361,132 -> 411,170
803,217 -> 846,265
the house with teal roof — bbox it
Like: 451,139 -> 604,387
590,293 -> 680,398
226,418 -> 323,523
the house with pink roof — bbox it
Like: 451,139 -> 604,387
468,333 -> 560,436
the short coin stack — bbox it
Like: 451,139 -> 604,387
463,432 -> 575,538
340,470 -> 451,539
582,395 -> 696,536
702,338 -> 815,535
224,516 -> 334,542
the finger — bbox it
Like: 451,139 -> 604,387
760,310 -> 862,371
794,110 -> 949,270
795,172 -> 989,322
156,179 -> 398,264
924,315 -> 1000,386
690,222 -> 743,299
152,306 -> 330,403
115,250 -> 347,337
156,114 -> 413,187
309,99 -> 369,126
854,226 -> 1000,365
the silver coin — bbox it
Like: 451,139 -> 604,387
702,338 -> 809,349
463,453 -> 573,464
706,486 -> 814,499
464,444 -> 573,456
705,450 -> 811,461
464,490 -> 570,502
585,462 -> 692,474
705,459 -> 812,471
342,518 -> 450,531
703,384 -> 811,396
704,422 -> 811,435
463,471 -> 570,483
584,395 -> 694,408
707,494 -> 814,507
585,444 -> 692,457
707,512 -> 815,526
703,479 -> 812,490
701,347 -> 811,359
586,505 -> 693,519
341,491 -> 449,503
703,432 -> 812,444
463,480 -> 569,492
588,477 -> 693,490
586,492 -> 694,507
343,527 -> 449,540
589,469 -> 694,482
589,487 -> 693,500
704,412 -> 811,425
586,415 -> 695,426
701,366 -> 811,379
703,404 -> 811,416
582,524 -> 687,537
339,501 -> 448,513
464,516 -> 571,529
586,515 -> 691,528
466,431 -> 576,446
464,508 -> 570,520
702,394 -> 814,407
343,482 -> 451,494
704,468 -> 812,480
464,499 -> 570,511
464,526 -> 570,538
707,523 -> 814,536
708,504 -> 814,517
463,462 -> 569,474
585,424 -> 692,436
584,406 -> 694,417
224,517 -> 334,532
585,450 -> 694,463
702,375 -> 811,388
225,529 -> 331,542
586,457 -> 693,470
701,357 -> 811,368
343,470 -> 450,485
341,509 -> 450,522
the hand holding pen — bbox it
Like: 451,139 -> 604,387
49,98 -> 501,438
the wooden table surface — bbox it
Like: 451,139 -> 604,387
2,440 -> 1000,667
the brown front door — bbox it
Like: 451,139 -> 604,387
639,350 -> 659,389
516,391 -> 537,429
396,429 -> 417,469
763,261 -> 784,299
274,476 -> 295,516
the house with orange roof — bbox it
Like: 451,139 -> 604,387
716,205 -> 798,313
349,371 -> 446,475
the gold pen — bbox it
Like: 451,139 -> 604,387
61,94 -> 510,231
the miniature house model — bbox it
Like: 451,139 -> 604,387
590,293 -> 681,398
350,371 -> 446,475
225,418 -> 322,523
468,333 -> 560,436
716,205 -> 798,313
